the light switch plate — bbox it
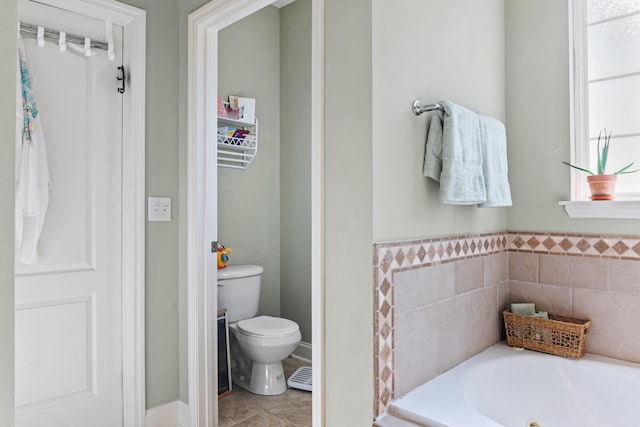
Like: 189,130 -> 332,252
148,196 -> 171,221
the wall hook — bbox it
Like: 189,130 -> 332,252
58,31 -> 66,51
84,37 -> 92,56
37,26 -> 45,46
117,65 -> 126,94
106,22 -> 115,61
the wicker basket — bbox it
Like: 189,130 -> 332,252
503,310 -> 591,359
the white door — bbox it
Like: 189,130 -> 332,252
15,2 -> 125,426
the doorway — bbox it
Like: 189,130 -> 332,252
186,0 -> 324,426
14,0 -> 146,426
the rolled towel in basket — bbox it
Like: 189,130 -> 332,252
530,311 -> 549,320
511,303 -> 535,315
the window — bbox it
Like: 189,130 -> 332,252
570,0 -> 640,200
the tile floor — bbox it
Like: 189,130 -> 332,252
218,357 -> 312,427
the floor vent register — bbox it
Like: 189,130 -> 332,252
287,366 -> 312,392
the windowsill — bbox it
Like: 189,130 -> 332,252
559,200 -> 640,219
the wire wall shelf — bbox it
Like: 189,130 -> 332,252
217,117 -> 258,170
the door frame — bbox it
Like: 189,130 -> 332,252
186,0 -> 324,425
16,0 -> 147,425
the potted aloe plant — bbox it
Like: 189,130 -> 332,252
563,129 -> 640,200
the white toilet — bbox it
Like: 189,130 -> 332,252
217,264 -> 301,395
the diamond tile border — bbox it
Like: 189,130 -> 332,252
372,232 -> 508,417
372,230 -> 640,418
507,231 -> 640,260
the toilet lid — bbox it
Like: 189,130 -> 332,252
238,315 -> 299,337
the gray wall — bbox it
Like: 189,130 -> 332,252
324,0 -> 374,424
177,0 -> 207,405
372,0 -> 507,241
323,0 -> 509,423
218,6 -> 282,319
119,0 -> 181,409
123,0 -> 181,409
217,2 -> 314,346
0,2 -> 16,425
280,0 -> 312,344
505,0 -> 640,235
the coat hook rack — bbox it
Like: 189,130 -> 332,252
117,66 -> 126,94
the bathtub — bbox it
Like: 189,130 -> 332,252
388,342 -> 640,427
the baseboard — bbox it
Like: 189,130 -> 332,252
292,341 -> 312,362
146,400 -> 190,427
178,401 -> 191,427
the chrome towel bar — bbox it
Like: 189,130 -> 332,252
412,100 -> 444,116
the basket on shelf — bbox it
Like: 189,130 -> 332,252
503,310 -> 591,359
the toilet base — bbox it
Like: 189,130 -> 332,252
232,361 -> 287,396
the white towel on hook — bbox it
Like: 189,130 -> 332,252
15,36 -> 52,265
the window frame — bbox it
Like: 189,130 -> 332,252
569,0 -> 590,201
569,0 -> 640,202
563,0 -> 640,218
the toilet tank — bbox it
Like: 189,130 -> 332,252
217,264 -> 263,323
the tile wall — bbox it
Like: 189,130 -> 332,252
508,231 -> 640,364
374,231 -> 640,418
393,254 -> 508,396
373,233 -> 508,417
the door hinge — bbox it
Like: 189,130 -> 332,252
211,241 -> 218,253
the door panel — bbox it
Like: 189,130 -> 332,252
15,1 -> 124,426
16,32 -> 95,275
15,296 -> 95,407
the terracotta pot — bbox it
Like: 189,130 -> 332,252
587,174 -> 617,200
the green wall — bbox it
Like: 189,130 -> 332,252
372,0 -> 507,241
177,0 -> 208,405
505,0 -> 640,235
119,0 -> 181,408
216,0 -> 315,348
218,6 -> 282,320
0,2 -> 16,425
323,0 -> 509,423
280,0 -> 312,344
324,0 -> 374,424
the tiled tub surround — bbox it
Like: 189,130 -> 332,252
509,231 -> 640,364
373,233 -> 509,417
509,255 -> 640,365
393,254 -> 509,396
373,231 -> 640,419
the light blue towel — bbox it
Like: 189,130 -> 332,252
423,101 -> 512,207
478,115 -> 512,207
423,101 -> 486,205
423,109 -> 444,181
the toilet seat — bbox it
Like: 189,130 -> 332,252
237,315 -> 299,338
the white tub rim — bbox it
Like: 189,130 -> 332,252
388,341 -> 640,427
